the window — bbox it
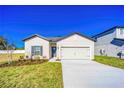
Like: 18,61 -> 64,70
32,46 -> 42,56
120,28 -> 124,35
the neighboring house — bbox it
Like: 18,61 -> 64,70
23,32 -> 95,60
92,26 -> 124,58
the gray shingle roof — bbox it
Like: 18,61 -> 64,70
92,26 -> 124,38
23,32 -> 95,42
47,37 -> 63,42
23,34 -> 49,41
23,34 -> 63,42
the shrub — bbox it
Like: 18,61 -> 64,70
18,56 -> 24,61
43,56 -> 47,59
25,55 -> 29,59
56,59 -> 61,61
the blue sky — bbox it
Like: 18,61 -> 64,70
0,5 -> 124,48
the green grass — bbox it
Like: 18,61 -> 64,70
0,62 -> 63,88
95,55 -> 124,69
0,54 -> 24,64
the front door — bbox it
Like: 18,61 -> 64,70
51,47 -> 56,57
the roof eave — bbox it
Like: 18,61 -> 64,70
92,26 -> 124,38
22,34 -> 49,42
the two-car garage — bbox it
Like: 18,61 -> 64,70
57,33 -> 95,60
61,47 -> 90,60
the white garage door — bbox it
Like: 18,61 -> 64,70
61,47 -> 90,59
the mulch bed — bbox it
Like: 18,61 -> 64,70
0,59 -> 48,68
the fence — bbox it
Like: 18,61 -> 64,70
0,50 -> 25,54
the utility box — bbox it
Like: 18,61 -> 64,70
121,51 -> 124,59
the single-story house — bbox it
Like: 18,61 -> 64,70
23,32 -> 95,60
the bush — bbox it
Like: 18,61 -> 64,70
25,55 -> 29,59
18,56 -> 24,61
56,59 -> 61,61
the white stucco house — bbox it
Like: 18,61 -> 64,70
92,26 -> 124,58
23,32 -> 95,60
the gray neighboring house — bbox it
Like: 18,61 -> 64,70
92,26 -> 124,58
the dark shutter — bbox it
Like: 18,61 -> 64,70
41,46 -> 43,56
31,46 -> 34,56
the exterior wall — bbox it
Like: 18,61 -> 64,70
116,28 -> 124,39
94,28 -> 124,58
95,44 -> 124,58
24,37 -> 50,59
57,34 -> 94,60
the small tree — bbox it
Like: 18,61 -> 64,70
7,43 -> 16,64
0,36 -> 16,64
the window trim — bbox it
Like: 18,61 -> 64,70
31,46 -> 43,56
119,28 -> 124,35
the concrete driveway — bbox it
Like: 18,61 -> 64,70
61,60 -> 124,88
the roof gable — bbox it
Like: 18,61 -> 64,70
56,32 -> 95,42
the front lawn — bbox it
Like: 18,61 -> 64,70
0,62 -> 63,88
95,55 -> 124,69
